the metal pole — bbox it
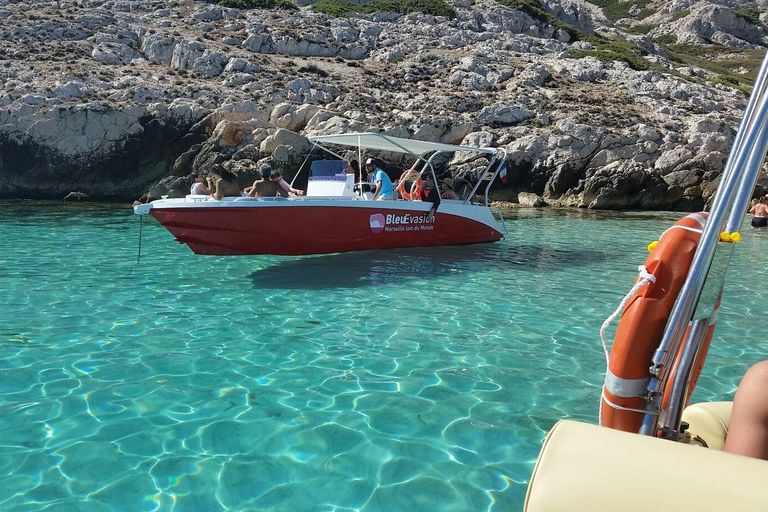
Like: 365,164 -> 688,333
659,317 -> 710,431
726,133 -> 768,232
466,153 -> 499,204
659,111 -> 768,433
725,53 -> 768,231
638,51 -> 768,436
484,149 -> 507,206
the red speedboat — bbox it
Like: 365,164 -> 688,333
134,132 -> 507,256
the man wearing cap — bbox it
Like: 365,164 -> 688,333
366,158 -> 394,201
440,177 -> 460,200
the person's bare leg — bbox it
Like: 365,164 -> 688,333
724,360 -> 768,460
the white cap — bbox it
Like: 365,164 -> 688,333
365,158 -> 376,165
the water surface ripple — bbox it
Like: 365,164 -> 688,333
1,202 -> 767,510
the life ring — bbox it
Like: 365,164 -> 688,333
397,170 -> 422,201
601,212 -> 708,433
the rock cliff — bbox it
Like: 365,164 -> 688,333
1,0 -> 766,208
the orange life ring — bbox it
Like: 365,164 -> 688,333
601,212 -> 708,433
397,170 -> 422,201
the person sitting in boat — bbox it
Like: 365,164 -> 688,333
190,172 -> 212,196
440,178 -> 460,200
749,195 -> 768,228
366,158 -> 393,200
346,159 -> 360,180
210,165 -> 240,200
421,172 -> 441,222
246,165 -> 278,197
271,170 -> 304,197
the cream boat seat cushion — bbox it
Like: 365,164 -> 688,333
524,414 -> 768,512
680,401 -> 732,450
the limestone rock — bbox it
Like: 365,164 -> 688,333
550,56 -> 606,82
0,0 -> 760,208
517,192 -> 548,207
477,105 -> 534,126
260,128 -> 310,156
92,43 -> 139,65
148,175 -> 191,200
141,34 -> 177,65
211,120 -> 252,149
650,5 -> 767,49
270,103 -> 321,132
170,40 -> 206,70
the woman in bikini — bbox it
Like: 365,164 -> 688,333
749,196 -> 768,228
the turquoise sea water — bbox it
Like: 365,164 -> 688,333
1,200 -> 768,511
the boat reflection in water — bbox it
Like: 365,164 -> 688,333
249,242 -> 606,290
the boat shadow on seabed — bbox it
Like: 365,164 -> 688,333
248,242 -> 607,290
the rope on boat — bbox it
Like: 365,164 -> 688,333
290,141 -> 319,188
128,214 -> 143,276
597,265 -> 657,426
599,265 -> 656,366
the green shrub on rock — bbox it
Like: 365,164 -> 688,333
299,63 -> 329,77
734,9 -> 761,26
399,0 -> 456,18
584,0 -> 654,22
496,0 -> 581,40
495,0 -> 652,71
570,48 -> 649,71
219,0 -> 297,9
313,0 -> 456,19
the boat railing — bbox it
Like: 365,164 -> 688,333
464,149 -> 507,206
639,50 -> 768,437
231,196 -> 293,202
490,207 -> 508,238
186,194 -> 212,202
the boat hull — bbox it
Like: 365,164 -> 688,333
147,199 -> 503,255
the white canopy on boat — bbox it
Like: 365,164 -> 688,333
308,132 -> 497,156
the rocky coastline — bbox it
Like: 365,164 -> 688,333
1,0 -> 766,209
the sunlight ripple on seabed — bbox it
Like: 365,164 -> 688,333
1,203 -> 768,510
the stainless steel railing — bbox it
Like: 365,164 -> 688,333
639,50 -> 768,436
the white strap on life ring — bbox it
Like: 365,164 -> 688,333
601,390 -> 660,415
658,213 -> 705,241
